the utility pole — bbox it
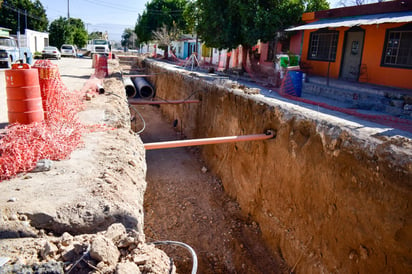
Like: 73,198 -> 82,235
67,0 -> 70,20
25,9 -> 27,31
17,9 -> 20,34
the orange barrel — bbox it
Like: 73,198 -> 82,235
5,63 -> 44,124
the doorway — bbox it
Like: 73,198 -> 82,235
340,28 -> 365,81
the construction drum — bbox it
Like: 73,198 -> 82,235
5,63 -> 44,124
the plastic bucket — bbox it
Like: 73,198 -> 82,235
289,70 -> 303,97
280,69 -> 302,97
5,63 -> 44,124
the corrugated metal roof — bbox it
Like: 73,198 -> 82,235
286,11 -> 412,31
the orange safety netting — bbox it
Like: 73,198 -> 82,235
0,60 -> 94,181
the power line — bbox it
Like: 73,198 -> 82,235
2,2 -> 48,24
82,0 -> 140,13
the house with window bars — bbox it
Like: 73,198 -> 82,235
286,0 -> 412,90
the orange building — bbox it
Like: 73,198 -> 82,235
287,0 -> 412,90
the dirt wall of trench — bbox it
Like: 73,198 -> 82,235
141,59 -> 412,273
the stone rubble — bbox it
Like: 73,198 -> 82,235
0,223 -> 175,274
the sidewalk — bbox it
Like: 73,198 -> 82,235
0,70 -> 7,128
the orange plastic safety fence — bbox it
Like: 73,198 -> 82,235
0,60 -> 89,181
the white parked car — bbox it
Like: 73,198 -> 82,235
61,44 -> 77,57
42,46 -> 61,59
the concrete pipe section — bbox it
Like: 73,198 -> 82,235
144,130 -> 276,150
123,77 -> 137,98
96,83 -> 105,94
132,77 -> 155,99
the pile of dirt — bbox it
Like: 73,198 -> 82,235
0,223 -> 174,273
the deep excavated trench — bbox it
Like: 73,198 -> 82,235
135,104 -> 288,273
126,57 -> 412,273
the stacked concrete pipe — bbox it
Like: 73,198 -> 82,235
123,77 -> 137,98
132,77 -> 155,99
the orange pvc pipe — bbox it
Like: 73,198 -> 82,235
144,130 -> 275,150
129,99 -> 200,105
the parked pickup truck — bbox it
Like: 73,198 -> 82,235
0,35 -> 32,68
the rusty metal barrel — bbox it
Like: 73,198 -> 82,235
5,63 -> 44,124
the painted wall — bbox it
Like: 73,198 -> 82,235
300,23 -> 412,90
25,29 -> 49,53
289,31 -> 303,55
300,28 -> 346,80
360,23 -> 412,89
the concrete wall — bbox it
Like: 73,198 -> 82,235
141,58 -> 412,273
25,29 -> 49,53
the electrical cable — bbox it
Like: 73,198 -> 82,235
155,90 -> 202,104
106,92 -> 146,134
150,240 -> 198,274
2,3 -> 48,23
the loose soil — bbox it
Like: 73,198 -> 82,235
133,104 -> 290,274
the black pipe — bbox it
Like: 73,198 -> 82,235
123,77 -> 137,98
132,77 -> 155,99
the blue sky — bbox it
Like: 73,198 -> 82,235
40,0 -> 149,41
39,0 -> 351,42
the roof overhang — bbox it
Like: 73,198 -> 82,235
286,11 -> 412,31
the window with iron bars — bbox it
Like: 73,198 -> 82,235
308,30 -> 339,62
382,26 -> 412,69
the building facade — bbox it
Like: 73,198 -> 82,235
287,0 -> 412,90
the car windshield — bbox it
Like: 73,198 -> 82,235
62,45 -> 73,49
0,38 -> 14,47
93,40 -> 107,45
44,47 -> 57,51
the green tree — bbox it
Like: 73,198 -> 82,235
196,0 -> 327,70
196,0 -> 302,69
49,17 -> 87,49
135,0 -> 189,44
88,31 -> 104,40
305,0 -> 329,12
152,22 -> 180,58
68,18 -> 88,48
0,0 -> 48,33
121,28 -> 136,48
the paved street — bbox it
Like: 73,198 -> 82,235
0,57 -> 93,129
